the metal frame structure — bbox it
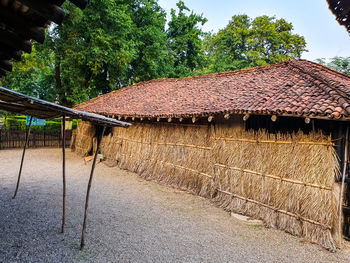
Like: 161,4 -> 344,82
0,86 -> 131,249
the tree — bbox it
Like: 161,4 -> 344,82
48,0 -> 137,106
167,0 -> 207,77
316,57 -> 350,75
204,15 -> 307,73
2,0 -> 170,106
127,0 -> 172,83
0,44 -> 56,101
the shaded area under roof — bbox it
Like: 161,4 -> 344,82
0,86 -> 131,127
327,0 -> 350,33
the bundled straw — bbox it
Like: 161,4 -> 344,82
98,122 -> 214,196
73,120 -> 340,250
72,121 -> 96,156
213,124 -> 339,251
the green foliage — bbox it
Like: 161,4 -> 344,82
203,15 -> 307,73
167,0 -> 208,77
1,2 -> 308,106
1,46 -> 56,101
315,57 -> 350,75
127,0 -> 172,83
2,0 -> 171,106
2,115 -> 69,131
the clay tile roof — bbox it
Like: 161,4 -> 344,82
75,59 -> 350,121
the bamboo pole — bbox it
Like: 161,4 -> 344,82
214,137 -> 334,146
338,126 -> 349,245
217,188 -> 331,230
119,153 -> 213,179
214,164 -> 332,191
61,115 -> 66,233
13,116 -> 32,199
115,136 -> 211,150
80,125 -> 106,250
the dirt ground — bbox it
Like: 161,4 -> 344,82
0,148 -> 350,263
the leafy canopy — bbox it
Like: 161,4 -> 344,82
316,57 -> 350,75
167,0 -> 207,77
1,2 -> 309,107
203,14 -> 307,73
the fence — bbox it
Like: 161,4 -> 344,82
0,129 -> 72,149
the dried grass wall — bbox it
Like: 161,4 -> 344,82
73,119 -> 340,250
99,122 -> 214,196
72,121 -> 95,156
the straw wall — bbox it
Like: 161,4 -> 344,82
99,122 -> 214,196
73,120 -> 340,250
213,123 -> 339,251
72,121 -> 95,156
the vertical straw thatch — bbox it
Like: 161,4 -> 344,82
213,123 -> 339,251
73,119 -> 340,250
72,121 -> 96,156
100,122 -> 214,196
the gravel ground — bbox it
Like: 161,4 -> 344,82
0,148 -> 350,263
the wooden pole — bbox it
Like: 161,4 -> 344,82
13,116 -> 32,199
338,126 -> 349,245
61,115 -> 66,233
80,125 -> 106,250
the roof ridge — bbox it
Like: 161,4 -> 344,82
103,60 -> 290,96
75,59 -> 350,120
74,92 -> 110,110
288,59 -> 350,100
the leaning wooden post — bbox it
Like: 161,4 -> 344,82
13,116 -> 33,199
80,125 -> 106,250
61,115 -> 66,233
338,126 -> 349,245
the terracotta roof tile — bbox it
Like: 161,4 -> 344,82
75,59 -> 350,120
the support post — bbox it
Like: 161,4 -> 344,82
13,116 -> 33,199
61,115 -> 66,233
80,125 -> 106,250
339,126 -> 349,245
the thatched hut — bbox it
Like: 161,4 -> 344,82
73,59 -> 350,251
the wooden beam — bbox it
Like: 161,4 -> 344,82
338,126 -> 349,245
16,0 -> 66,25
0,68 -> 7,77
0,60 -> 12,72
12,116 -> 33,199
61,115 -> 66,233
0,7 -> 46,43
243,114 -> 250,121
80,125 -> 106,250
0,28 -> 32,53
69,0 -> 88,9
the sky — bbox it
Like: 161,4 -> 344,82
158,0 -> 350,61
